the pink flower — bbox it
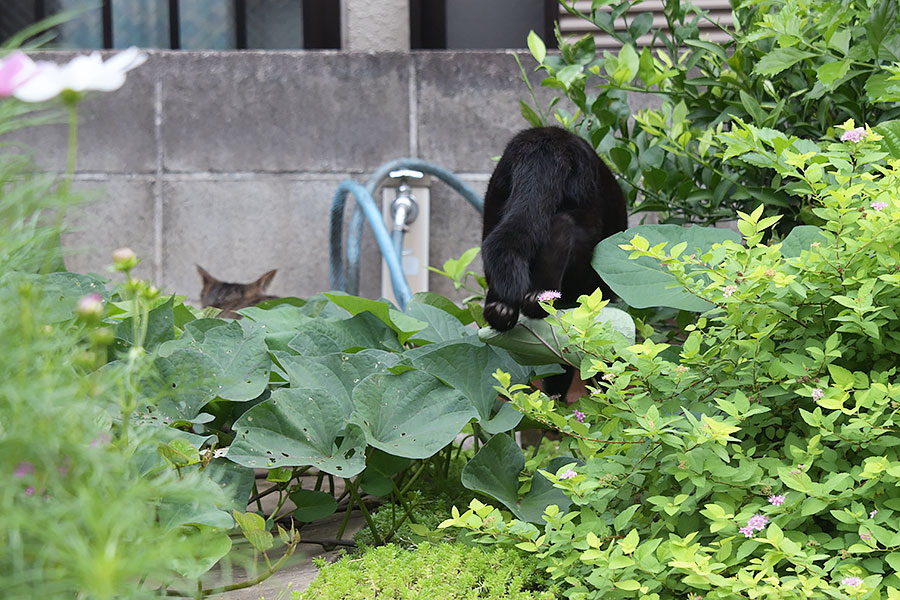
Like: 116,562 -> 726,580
573,410 -> 585,423
558,469 -> 577,480
860,532 -> 872,541
24,486 -> 35,496
747,514 -> 769,531
0,51 -> 38,97
739,525 -> 754,538
841,576 -> 863,588
14,462 -> 34,477
841,127 -> 867,143
722,285 -> 737,297
811,388 -> 824,401
871,201 -> 888,212
537,290 -> 562,302
768,494 -> 785,506
870,509 -> 878,519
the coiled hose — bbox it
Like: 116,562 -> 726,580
329,158 -> 483,310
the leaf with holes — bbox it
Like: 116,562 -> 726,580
274,350 -> 400,419
228,387 -> 366,477
351,370 -> 477,459
144,348 -> 218,421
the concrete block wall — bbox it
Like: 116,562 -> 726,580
18,50 -> 656,306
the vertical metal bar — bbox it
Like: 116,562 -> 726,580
234,0 -> 247,49
168,0 -> 180,49
102,0 -> 113,48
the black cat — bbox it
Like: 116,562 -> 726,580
481,126 -> 628,332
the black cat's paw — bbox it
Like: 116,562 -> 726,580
484,301 -> 519,331
521,291 -> 549,319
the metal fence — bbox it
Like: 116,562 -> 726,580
0,0 -> 340,50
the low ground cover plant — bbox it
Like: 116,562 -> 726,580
296,542 -> 557,600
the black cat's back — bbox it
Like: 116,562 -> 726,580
481,127 -> 627,331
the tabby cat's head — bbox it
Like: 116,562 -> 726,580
197,265 -> 277,319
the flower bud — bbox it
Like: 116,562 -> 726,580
112,247 -> 139,271
76,293 -> 104,321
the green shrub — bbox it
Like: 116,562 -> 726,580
442,125 -> 900,598
523,0 -> 900,227
296,543 -> 557,600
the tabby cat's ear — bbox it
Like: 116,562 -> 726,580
253,269 -> 277,291
197,265 -> 217,284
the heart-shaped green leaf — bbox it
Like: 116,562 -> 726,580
592,224 -> 740,311
274,350 -> 400,419
351,370 -> 476,459
404,340 -> 528,433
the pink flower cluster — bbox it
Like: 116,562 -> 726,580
537,290 -> 561,302
841,576 -> 863,588
841,127 -> 867,143
558,469 -> 577,480
738,513 -> 768,538
767,494 -> 785,506
573,409 -> 585,423
871,201 -> 888,212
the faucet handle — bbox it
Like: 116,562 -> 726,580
389,169 -> 424,180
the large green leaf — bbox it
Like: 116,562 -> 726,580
274,350 -> 400,419
3,271 -> 109,323
290,489 -> 338,522
113,295 -> 176,355
170,528 -> 232,579
479,306 -> 635,365
405,301 -> 472,343
461,435 -> 578,523
287,312 -> 403,356
204,458 -> 256,512
162,320 -> 270,402
144,348 -> 218,420
876,119 -> 900,158
592,224 -> 740,311
517,456 -> 581,523
780,225 -> 827,258
404,340 -> 528,434
228,387 -> 366,477
324,292 -> 427,343
461,434 -> 524,514
351,371 -> 477,459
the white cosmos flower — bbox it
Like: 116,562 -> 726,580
13,47 -> 148,103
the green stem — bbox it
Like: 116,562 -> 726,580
346,478 -> 382,545
65,100 -> 78,190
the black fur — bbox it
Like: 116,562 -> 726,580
482,126 -> 628,331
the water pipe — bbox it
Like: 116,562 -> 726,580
329,158 -> 483,310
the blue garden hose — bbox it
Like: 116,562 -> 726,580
329,158 -> 484,310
